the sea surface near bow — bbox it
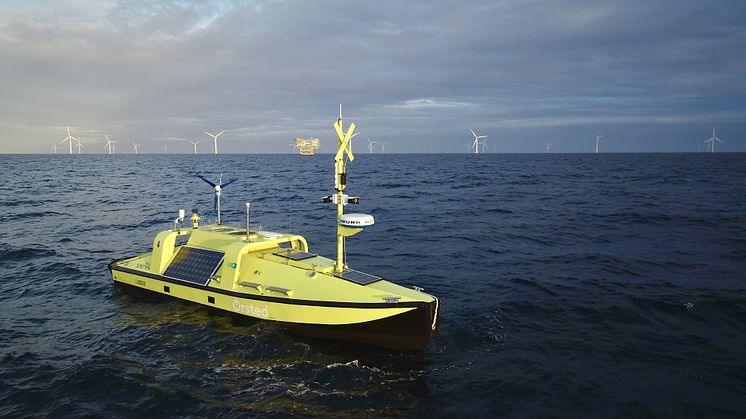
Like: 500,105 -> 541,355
1,153 -> 745,417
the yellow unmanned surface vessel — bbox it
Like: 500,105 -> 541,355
109,109 -> 440,350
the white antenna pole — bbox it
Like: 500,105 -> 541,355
245,202 -> 250,241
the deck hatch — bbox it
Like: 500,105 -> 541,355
274,250 -> 317,261
339,269 -> 382,285
162,246 -> 225,286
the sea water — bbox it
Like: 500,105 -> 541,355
1,153 -> 745,417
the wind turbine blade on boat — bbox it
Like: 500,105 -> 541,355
221,179 -> 238,188
196,175 -> 217,188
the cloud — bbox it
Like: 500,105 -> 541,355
0,0 -> 745,153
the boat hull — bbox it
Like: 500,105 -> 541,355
110,261 -> 439,351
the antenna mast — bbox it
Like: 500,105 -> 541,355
327,104 -> 358,273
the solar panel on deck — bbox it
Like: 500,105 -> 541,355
274,250 -> 317,261
162,247 -> 225,286
339,269 -> 382,285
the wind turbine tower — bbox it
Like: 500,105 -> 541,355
704,127 -> 722,152
469,129 -> 488,154
59,126 -> 79,155
595,134 -> 604,153
204,130 -> 226,154
133,143 -> 141,154
190,140 -> 200,154
104,135 -> 117,154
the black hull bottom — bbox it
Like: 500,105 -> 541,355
113,281 -> 439,351
282,301 -> 439,351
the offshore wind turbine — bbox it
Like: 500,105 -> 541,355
190,140 -> 200,154
132,143 -> 141,154
104,135 -> 117,154
59,126 -> 78,154
469,129 -> 487,154
704,127 -> 721,152
367,137 -> 374,154
74,140 -> 83,154
544,142 -> 552,153
595,134 -> 604,153
52,144 -> 58,154
204,130 -> 226,154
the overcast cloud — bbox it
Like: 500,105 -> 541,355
1,0 -> 744,153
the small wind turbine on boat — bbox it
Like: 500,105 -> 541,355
204,130 -> 226,154
197,174 -> 238,225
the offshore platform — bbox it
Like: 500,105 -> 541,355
293,137 -> 321,155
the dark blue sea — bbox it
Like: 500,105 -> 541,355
1,153 -> 745,417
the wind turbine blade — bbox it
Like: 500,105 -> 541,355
217,130 -> 226,136
196,175 -> 217,188
470,128 -> 477,138
221,179 -> 238,188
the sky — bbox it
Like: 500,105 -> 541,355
1,0 -> 745,154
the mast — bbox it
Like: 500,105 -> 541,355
332,105 -> 356,273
